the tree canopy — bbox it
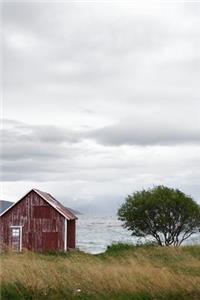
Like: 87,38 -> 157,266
118,186 -> 200,246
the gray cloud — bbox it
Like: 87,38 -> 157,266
2,120 -> 80,160
2,2 -> 200,209
2,120 -> 200,184
89,120 -> 200,146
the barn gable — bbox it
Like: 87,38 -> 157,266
0,189 -> 77,220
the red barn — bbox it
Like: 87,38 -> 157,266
0,189 -> 77,252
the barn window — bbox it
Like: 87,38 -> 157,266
12,228 -> 20,237
33,206 -> 51,218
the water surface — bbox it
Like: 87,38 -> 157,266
76,214 -> 200,254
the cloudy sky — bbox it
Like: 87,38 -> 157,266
2,1 -> 200,213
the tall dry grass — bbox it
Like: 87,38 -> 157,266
1,246 -> 200,299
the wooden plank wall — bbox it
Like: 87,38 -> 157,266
0,190 -> 65,251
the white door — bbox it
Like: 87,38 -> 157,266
11,226 -> 22,251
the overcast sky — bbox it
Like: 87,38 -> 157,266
1,1 -> 200,213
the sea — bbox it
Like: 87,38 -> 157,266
76,214 -> 200,254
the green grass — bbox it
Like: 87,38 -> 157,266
1,244 -> 200,300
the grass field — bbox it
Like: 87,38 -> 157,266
1,244 -> 200,300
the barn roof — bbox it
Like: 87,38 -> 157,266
33,189 -> 77,220
0,189 -> 77,220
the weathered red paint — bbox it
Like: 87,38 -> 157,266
0,190 -> 77,252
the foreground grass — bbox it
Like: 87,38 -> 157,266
1,245 -> 200,300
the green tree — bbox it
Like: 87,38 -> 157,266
118,186 -> 200,246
